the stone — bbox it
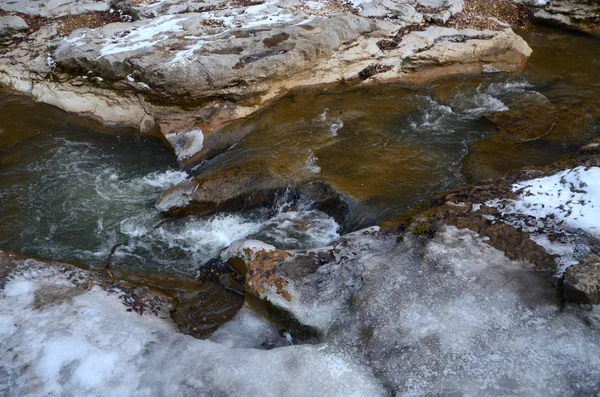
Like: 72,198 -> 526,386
564,255 -> 600,304
238,225 -> 600,394
0,0 -> 110,17
0,15 -> 28,36
531,0 -> 600,36
156,162 -> 353,227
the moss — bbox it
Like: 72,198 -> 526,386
413,222 -> 431,237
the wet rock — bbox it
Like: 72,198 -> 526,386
577,138 -> 600,167
156,163 -> 353,226
171,281 -> 245,338
563,255 -> 600,304
155,162 -> 289,217
221,239 -> 292,300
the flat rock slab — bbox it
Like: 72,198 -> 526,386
532,0 -> 600,35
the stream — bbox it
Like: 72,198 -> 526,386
0,25 -> 599,293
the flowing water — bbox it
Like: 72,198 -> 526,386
198,26 -> 600,225
0,26 -> 599,285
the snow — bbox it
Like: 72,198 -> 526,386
350,0 -> 374,9
498,167 -> 600,237
99,15 -> 184,57
0,260 -> 385,397
485,166 -> 600,272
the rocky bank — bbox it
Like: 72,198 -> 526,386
0,0 -> 536,167
2,0 -> 600,395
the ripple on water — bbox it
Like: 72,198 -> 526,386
0,122 -> 341,276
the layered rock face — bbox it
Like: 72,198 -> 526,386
0,0 -> 534,166
522,0 -> 600,35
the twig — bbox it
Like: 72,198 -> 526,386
511,121 -> 556,144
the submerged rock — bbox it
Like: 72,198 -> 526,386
564,255 -> 600,304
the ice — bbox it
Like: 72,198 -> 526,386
0,260 -> 386,397
165,129 -> 205,161
209,304 -> 283,348
253,226 -> 600,394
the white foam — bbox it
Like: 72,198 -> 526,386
329,119 -> 343,136
305,151 -> 321,173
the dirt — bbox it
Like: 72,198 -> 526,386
447,0 -> 533,30
56,11 -> 123,36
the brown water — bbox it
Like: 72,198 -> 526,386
196,26 -> 600,226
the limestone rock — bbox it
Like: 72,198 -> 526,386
532,0 -> 600,36
0,15 -> 28,36
564,255 -> 600,304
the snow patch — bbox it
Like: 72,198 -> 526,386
486,166 -> 600,273
99,15 -> 184,57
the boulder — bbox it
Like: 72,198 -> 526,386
156,162 -> 353,227
0,0 -> 110,17
564,255 -> 600,304
0,15 -> 28,36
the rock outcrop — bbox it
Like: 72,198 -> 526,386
0,0 -> 533,167
526,0 -> 600,36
